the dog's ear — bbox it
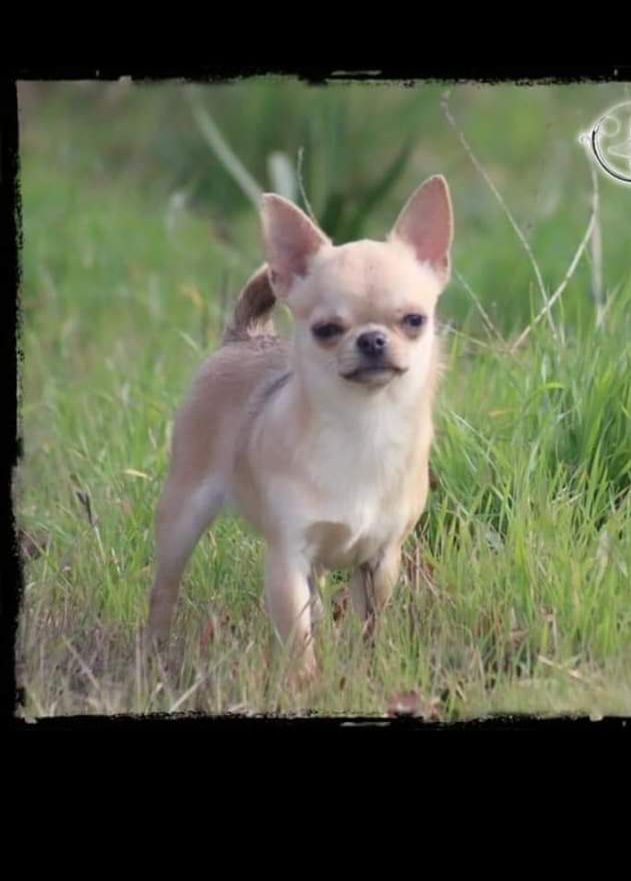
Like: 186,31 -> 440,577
260,194 -> 331,299
389,176 -> 453,286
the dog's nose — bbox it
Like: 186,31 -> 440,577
356,331 -> 388,357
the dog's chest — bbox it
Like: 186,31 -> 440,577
303,413 -> 421,567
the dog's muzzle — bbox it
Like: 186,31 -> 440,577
341,331 -> 407,384
341,361 -> 407,384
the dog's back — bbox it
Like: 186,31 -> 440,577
169,266 -> 288,486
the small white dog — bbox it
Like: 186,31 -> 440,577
147,175 -> 453,681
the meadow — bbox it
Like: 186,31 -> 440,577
15,78 -> 631,718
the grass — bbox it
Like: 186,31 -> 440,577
15,79 -> 631,719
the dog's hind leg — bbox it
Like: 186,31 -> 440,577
147,472 -> 224,646
308,565 -> 326,628
349,543 -> 401,638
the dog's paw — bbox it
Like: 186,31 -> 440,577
288,656 -> 319,690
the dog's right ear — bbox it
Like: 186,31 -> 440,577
260,194 -> 331,299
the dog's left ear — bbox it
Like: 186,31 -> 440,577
389,175 -> 453,286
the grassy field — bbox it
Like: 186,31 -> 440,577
15,79 -> 631,718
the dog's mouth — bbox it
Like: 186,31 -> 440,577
341,364 -> 407,385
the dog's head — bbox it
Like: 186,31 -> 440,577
260,176 -> 453,395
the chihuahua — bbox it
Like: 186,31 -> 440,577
147,175 -> 453,681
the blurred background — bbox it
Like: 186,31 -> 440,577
18,78 -> 631,340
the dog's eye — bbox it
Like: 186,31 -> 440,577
402,313 -> 426,330
312,322 -> 344,340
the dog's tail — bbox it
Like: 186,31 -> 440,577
221,264 -> 277,344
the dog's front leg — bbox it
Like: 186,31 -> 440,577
265,548 -> 317,681
349,543 -> 401,636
